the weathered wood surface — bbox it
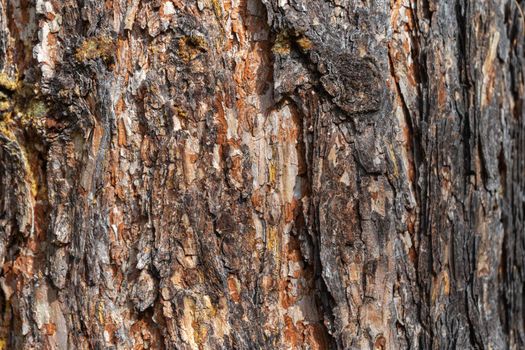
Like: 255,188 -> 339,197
0,0 -> 523,349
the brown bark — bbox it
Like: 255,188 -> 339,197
0,0 -> 523,349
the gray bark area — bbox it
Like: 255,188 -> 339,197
0,0 -> 524,349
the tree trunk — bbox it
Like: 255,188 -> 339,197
0,0 -> 523,349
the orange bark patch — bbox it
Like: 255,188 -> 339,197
104,323 -> 117,343
12,255 -> 34,278
130,318 -> 163,350
283,316 -> 302,348
227,275 -> 241,303
283,201 -> 295,223
279,278 -> 298,309
304,324 -> 332,350
374,335 -> 387,350
117,118 -> 127,146
251,190 -> 265,212
437,77 -> 447,107
43,323 -> 56,336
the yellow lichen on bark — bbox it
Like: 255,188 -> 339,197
178,35 -> 208,62
75,36 -> 116,62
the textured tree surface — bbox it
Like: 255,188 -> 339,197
0,0 -> 524,349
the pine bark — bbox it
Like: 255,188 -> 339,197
0,0 -> 524,349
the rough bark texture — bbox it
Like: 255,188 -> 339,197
0,0 -> 524,349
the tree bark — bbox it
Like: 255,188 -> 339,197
0,0 -> 524,349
